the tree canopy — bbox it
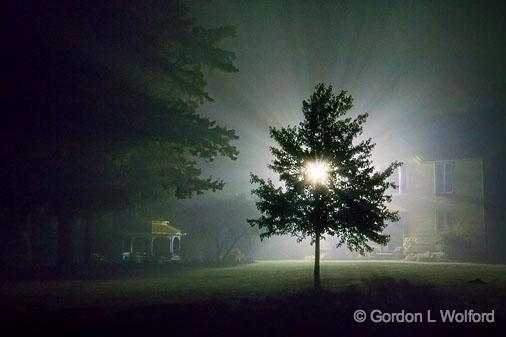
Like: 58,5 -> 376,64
249,83 -> 400,289
2,0 -> 239,268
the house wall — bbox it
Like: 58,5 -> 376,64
389,157 -> 485,252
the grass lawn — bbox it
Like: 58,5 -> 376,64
2,260 -> 506,336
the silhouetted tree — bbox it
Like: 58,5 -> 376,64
2,0 -> 238,269
249,84 -> 400,290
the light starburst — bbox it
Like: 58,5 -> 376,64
305,160 -> 329,185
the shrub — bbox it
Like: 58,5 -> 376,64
222,248 -> 246,265
438,231 -> 484,262
403,237 -> 418,255
415,251 -> 445,262
404,253 -> 417,261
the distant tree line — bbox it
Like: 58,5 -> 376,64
2,0 -> 239,270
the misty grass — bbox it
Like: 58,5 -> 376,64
2,261 -> 506,311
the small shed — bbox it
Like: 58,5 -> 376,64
122,220 -> 184,262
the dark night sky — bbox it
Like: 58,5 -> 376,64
184,0 -> 506,195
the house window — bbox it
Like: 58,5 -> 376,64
435,209 -> 454,233
435,161 -> 453,194
388,165 -> 407,194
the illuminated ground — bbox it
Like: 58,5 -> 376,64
2,261 -> 506,336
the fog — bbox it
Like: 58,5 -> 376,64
2,0 -> 506,266
188,0 -> 505,190
175,0 -> 506,261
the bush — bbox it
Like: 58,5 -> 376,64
403,237 -> 418,255
438,231 -> 484,262
222,248 -> 246,265
404,251 -> 445,262
404,253 -> 417,261
415,251 -> 445,262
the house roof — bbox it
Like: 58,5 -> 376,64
376,109 -> 506,164
151,220 -> 182,235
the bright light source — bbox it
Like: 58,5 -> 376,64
305,160 -> 329,185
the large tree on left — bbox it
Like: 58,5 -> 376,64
2,0 -> 238,269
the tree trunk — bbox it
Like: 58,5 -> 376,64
56,207 -> 74,271
83,213 -> 94,268
314,231 -> 321,290
221,232 -> 246,262
21,212 -> 33,267
215,237 -> 222,261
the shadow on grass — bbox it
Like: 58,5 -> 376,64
2,276 -> 502,337
0,261 -> 232,283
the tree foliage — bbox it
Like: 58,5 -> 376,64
2,0 -> 239,268
249,84 -> 401,259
